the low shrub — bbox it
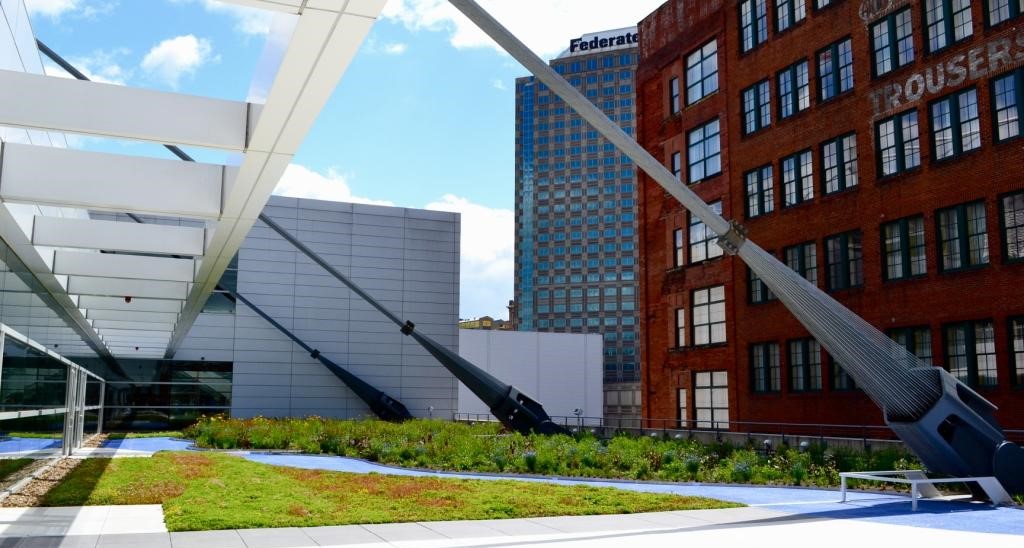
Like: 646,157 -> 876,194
184,416 -> 921,489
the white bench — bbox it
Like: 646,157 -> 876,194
839,470 -> 1013,511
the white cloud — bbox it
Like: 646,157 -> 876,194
381,0 -> 664,57
201,0 -> 274,36
25,0 -> 113,19
167,0 -> 273,35
141,35 -> 214,88
424,194 -> 513,319
25,0 -> 80,18
491,78 -> 506,91
382,42 -> 408,55
43,48 -> 131,85
273,164 -> 394,207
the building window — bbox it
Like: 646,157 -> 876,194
992,71 -> 1022,142
821,133 -> 859,194
687,119 -> 722,183
690,201 -> 724,263
694,371 -> 729,429
671,151 -> 682,180
789,338 -> 822,392
1002,191 -> 1024,262
937,201 -> 989,271
745,165 -> 775,218
741,0 -> 769,52
777,60 -> 810,119
675,308 -> 686,347
930,88 -> 981,160
925,0 -> 973,52
782,150 -> 814,207
888,326 -> 933,365
673,227 -> 685,267
871,8 -> 914,77
818,38 -> 854,101
686,40 -> 718,105
987,0 -> 1023,25
944,320 -> 997,388
785,242 -> 818,285
776,0 -> 807,31
751,342 -> 781,393
882,215 -> 927,280
742,80 -> 771,134
876,110 -> 921,176
815,0 -> 833,7
669,76 -> 680,114
693,285 -> 726,346
1011,317 -> 1024,386
678,388 -> 688,428
749,267 -> 777,304
825,230 -> 864,290
831,357 -> 857,390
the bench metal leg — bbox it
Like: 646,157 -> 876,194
912,482 -> 918,511
841,476 -> 847,503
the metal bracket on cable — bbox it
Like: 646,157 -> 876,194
400,321 -> 415,335
716,220 -> 748,255
310,349 -> 320,359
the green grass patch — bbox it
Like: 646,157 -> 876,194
0,458 -> 34,480
4,432 -> 61,439
106,431 -> 184,439
43,452 -> 737,531
184,417 -> 920,488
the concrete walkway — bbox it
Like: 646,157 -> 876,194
0,504 -> 1021,547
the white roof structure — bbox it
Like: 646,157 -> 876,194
0,0 -> 386,360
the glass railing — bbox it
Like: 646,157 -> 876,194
0,323 -> 106,455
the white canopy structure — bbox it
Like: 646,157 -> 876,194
0,0 -> 386,360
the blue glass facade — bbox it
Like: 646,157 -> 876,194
514,35 -> 640,384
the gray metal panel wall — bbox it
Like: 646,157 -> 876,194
177,196 -> 460,419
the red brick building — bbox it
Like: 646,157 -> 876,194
636,0 -> 1024,433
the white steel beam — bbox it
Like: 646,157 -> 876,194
86,310 -> 179,323
0,205 -> 111,358
77,296 -> 182,313
53,251 -> 195,283
93,319 -> 175,331
96,329 -> 174,339
0,70 -> 249,150
67,277 -> 188,300
1,144 -> 225,219
166,2 -> 383,357
32,216 -> 206,256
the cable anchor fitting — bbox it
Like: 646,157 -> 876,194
717,220 -> 748,255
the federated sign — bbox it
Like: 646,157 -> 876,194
869,31 -> 1024,119
559,27 -> 639,58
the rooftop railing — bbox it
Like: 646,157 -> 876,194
0,323 -> 105,455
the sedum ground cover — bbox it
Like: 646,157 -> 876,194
184,416 -> 921,488
43,452 -> 736,531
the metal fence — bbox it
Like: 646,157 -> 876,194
0,323 -> 105,455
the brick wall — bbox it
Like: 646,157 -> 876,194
638,0 -> 1024,431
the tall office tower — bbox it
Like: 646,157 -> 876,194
514,28 -> 641,425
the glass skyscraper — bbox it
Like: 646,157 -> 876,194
514,28 -> 641,423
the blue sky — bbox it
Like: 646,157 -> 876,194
24,0 -> 664,319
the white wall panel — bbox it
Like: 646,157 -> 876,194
458,331 -> 603,422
